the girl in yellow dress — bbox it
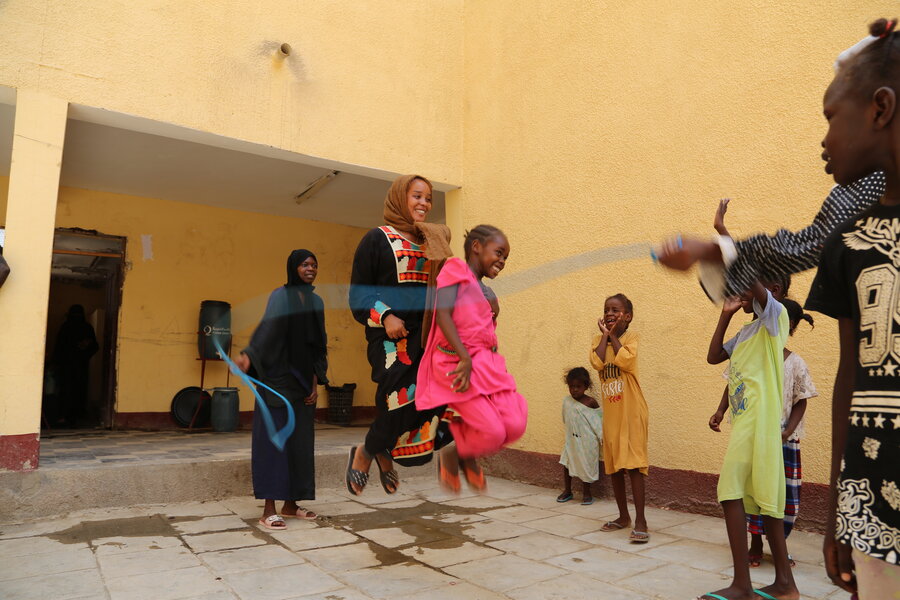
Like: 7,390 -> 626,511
589,293 -> 650,543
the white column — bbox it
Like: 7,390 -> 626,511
0,90 -> 67,470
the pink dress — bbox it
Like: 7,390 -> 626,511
416,258 -> 527,459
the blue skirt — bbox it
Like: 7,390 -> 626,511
251,394 -> 316,501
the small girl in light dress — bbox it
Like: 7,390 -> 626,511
558,367 -> 603,505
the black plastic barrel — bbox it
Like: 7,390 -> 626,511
199,300 -> 231,360
326,383 -> 357,426
211,387 -> 240,432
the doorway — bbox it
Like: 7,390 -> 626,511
43,228 -> 125,430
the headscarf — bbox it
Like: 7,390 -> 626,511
383,174 -> 432,243
284,249 -> 327,382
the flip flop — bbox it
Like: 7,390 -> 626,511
629,530 -> 650,544
346,446 -> 369,496
600,520 -> 630,532
753,591 -> 778,600
258,514 -> 287,530
748,553 -> 762,568
581,496 -> 594,506
695,594 -> 731,600
374,451 -> 400,494
556,492 -> 574,503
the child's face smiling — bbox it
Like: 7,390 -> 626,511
475,234 -> 510,279
568,380 -> 587,400
603,298 -> 632,332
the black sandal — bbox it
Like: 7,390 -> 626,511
346,446 -> 369,496
374,451 -> 400,494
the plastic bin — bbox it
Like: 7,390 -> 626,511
326,383 -> 356,426
211,387 -> 240,432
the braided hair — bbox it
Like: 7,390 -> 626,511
781,297 -> 814,336
463,224 -> 505,260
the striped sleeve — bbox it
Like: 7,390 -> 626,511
722,172 -> 885,297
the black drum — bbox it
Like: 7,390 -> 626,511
199,300 -> 231,360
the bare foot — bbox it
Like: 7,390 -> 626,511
697,585 -> 755,600
756,582 -> 800,600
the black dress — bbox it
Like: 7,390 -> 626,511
350,226 -> 452,466
244,286 -> 327,500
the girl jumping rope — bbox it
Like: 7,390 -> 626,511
416,224 -> 528,492
590,294 -> 650,543
558,367 -> 603,505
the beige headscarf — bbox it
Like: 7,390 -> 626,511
383,174 -> 454,345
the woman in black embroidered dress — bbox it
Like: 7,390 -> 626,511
346,174 -> 452,494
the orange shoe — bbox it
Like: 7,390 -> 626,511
460,458 -> 487,493
437,453 -> 461,494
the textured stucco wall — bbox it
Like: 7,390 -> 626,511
458,2 -> 897,486
0,0 -> 464,183
0,181 -> 377,416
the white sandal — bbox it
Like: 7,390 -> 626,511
258,514 -> 287,530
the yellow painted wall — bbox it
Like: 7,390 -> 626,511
458,2 -> 898,486
0,0 -> 463,184
0,179 -> 376,416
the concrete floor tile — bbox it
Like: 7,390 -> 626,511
336,563 -> 460,599
356,523 -> 450,548
99,545 -> 201,578
0,546 -> 97,581
724,559 -> 837,599
295,589 -> 374,600
416,488 -> 480,503
505,573 -> 653,600
301,542 -> 384,571
642,506 -> 705,529
575,528 -> 679,554
171,515 -> 250,535
183,531 -> 267,552
106,565 -> 229,600
393,581 -> 508,600
157,501 -> 232,518
477,479 -> 554,499
93,534 -> 184,555
0,568 -> 106,600
225,563 -> 343,600
0,516 -> 84,540
375,498 -> 425,509
439,495 -> 514,510
216,496 -> 264,519
269,526 -> 358,551
511,493 -> 573,509
201,544 -> 304,573
526,514 -> 604,537
639,537 -> 736,572
784,529 -> 827,567
478,505 -> 557,523
400,539 -> 502,568
487,531 -> 592,561
339,491 -> 417,506
458,518 -> 535,542
311,501 -> 376,516
655,519 -> 731,546
617,563 -> 731,599
549,498 -> 620,519
0,535 -> 88,558
444,554 -> 567,591
546,546 -> 662,582
419,512 -> 488,525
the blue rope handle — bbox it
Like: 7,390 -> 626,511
211,338 -> 295,451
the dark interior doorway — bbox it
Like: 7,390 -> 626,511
43,229 -> 125,430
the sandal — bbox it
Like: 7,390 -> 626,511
556,492 -> 574,503
375,451 -> 400,494
787,554 -> 795,568
753,591 -> 778,600
629,530 -> 650,544
600,520 -> 630,532
581,496 -> 594,506
748,553 -> 762,568
437,452 -> 461,494
460,458 -> 487,493
346,446 -> 369,496
282,508 -> 317,520
258,514 -> 287,530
